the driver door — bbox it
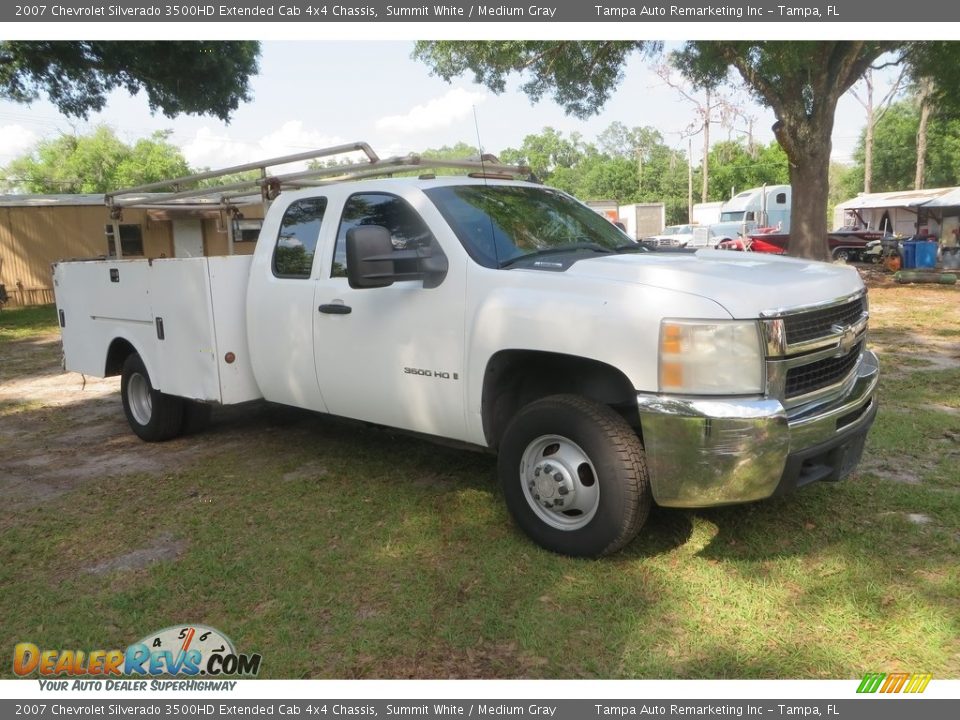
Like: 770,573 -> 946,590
312,190 -> 468,441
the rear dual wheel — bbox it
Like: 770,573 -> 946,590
498,395 -> 651,557
121,353 -> 204,441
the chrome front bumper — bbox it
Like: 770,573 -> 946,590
636,349 -> 879,507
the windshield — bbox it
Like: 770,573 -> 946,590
664,225 -> 692,234
424,184 -> 636,268
719,211 -> 746,222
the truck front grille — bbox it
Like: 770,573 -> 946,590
782,296 -> 866,345
785,341 -> 863,399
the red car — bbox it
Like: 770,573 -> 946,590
719,227 -> 888,261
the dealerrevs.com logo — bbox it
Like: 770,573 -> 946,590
13,625 -> 261,686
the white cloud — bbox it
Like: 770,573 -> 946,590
0,124 -> 40,163
180,122 -> 349,173
375,88 -> 487,134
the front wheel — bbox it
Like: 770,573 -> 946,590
497,395 -> 651,557
121,353 -> 184,442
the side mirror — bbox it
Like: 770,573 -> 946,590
346,226 -> 394,288
345,225 -> 448,290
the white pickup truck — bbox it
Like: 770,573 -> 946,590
53,146 -> 878,557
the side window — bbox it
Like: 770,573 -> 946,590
776,192 -> 787,204
332,193 -> 435,278
105,224 -> 144,257
273,197 -> 327,278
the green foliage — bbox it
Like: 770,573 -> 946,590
0,41 -> 260,121
497,125 -> 692,224
495,126 -> 791,225
828,162 -> 859,225
844,100 -> 960,193
705,140 -> 789,201
1,126 -> 191,193
413,41 -> 655,119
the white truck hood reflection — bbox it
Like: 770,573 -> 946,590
564,249 -> 865,318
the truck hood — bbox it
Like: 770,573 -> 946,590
564,249 -> 864,319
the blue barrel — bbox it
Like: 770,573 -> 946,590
915,241 -> 938,269
901,241 -> 918,269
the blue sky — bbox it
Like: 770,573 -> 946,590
0,41 -> 893,175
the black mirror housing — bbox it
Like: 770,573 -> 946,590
346,226 -> 395,289
345,225 -> 448,289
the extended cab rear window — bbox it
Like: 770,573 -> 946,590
273,197 -> 327,278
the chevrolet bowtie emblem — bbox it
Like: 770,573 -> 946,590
833,323 -> 859,355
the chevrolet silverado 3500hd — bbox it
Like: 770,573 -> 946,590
53,145 -> 878,557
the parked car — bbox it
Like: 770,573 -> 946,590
646,224 -> 695,248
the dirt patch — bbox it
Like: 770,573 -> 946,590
0,333 -> 208,512
84,532 -> 188,575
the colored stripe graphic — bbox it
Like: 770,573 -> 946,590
857,672 -> 931,693
857,673 -> 886,693
904,674 -> 932,693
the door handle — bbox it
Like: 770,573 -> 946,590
318,303 -> 352,315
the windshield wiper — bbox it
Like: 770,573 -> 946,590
615,243 -> 648,253
498,242 -> 614,268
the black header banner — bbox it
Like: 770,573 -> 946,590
3,0 -> 957,23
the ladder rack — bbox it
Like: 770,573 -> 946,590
105,141 -> 530,213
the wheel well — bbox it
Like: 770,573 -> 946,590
481,350 -> 638,449
104,338 -> 137,377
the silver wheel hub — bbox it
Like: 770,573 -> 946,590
520,434 -> 599,531
128,372 -> 153,426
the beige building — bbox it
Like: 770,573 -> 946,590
0,194 -> 263,307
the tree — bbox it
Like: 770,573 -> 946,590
705,140 -> 789,202
2,126 -> 191,193
672,42 -> 898,261
499,124 -> 692,224
413,40 -> 903,260
498,126 -> 587,180
656,64 -> 746,203
0,41 -> 260,122
844,100 -> 960,193
847,67 -> 905,193
413,41 -> 655,119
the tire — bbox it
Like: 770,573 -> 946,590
497,394 -> 651,557
120,353 -> 184,442
181,400 -> 213,435
833,248 -> 850,262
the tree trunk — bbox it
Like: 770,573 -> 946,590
915,78 -> 933,190
774,119 -> 833,262
788,151 -> 833,262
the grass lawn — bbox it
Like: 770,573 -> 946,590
0,289 -> 957,679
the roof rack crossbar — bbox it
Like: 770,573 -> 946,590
105,143 -> 531,211
106,141 -> 379,202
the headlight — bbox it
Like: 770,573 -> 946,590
659,319 -> 764,395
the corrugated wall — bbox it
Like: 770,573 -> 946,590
1,202 -> 265,307
0,204 -> 216,307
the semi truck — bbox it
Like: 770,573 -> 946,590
53,145 -> 877,557
690,185 -> 791,248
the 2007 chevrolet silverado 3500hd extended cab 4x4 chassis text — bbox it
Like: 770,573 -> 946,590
53,144 -> 878,557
